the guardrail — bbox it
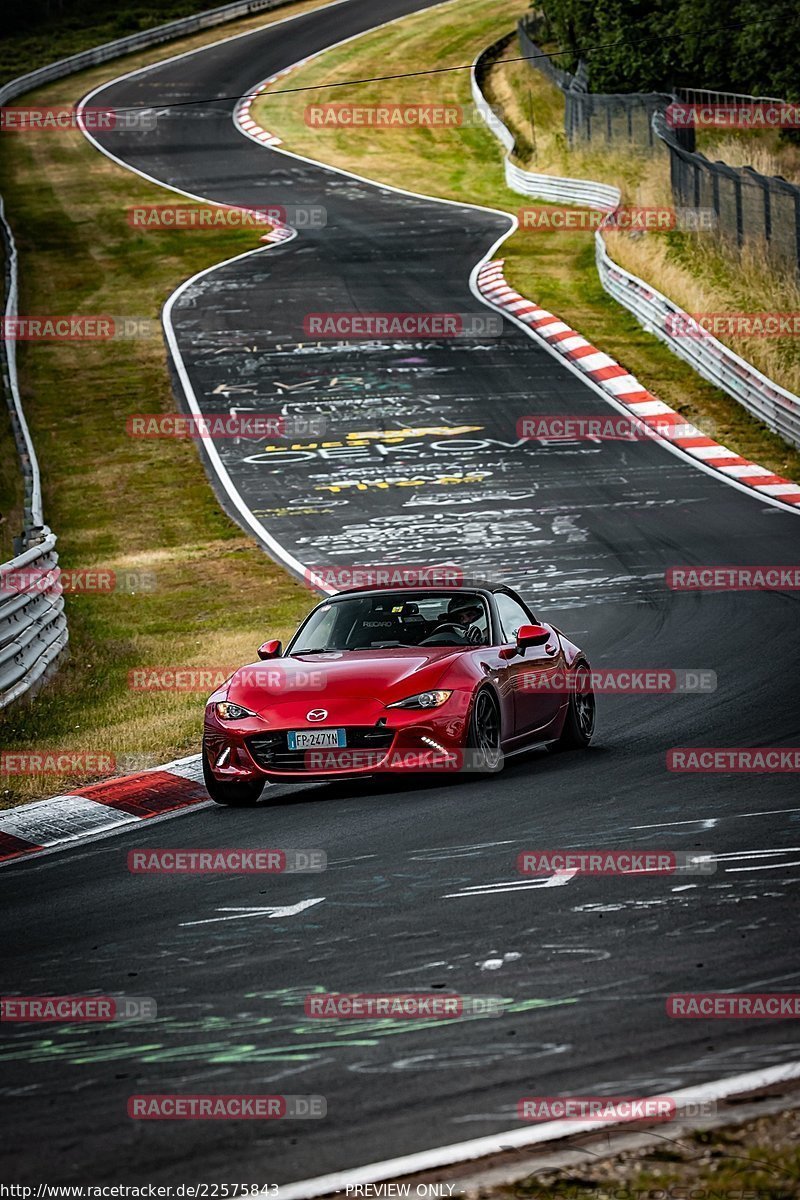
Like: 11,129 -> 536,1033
0,194 -> 67,707
0,0 -> 291,105
0,533 -> 68,708
0,0 -> 297,706
595,235 -> 800,449
471,37 -> 800,452
1,197 -> 42,537
471,43 -> 620,210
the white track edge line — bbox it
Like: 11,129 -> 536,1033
274,1059 -> 800,1198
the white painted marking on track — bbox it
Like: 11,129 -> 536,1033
180,897 -> 325,926
444,869 -> 578,898
632,809 -> 800,829
709,847 -> 800,860
726,861 -> 800,872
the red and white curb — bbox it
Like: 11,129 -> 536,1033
477,259 -> 800,508
0,754 -> 209,866
234,68 -> 314,245
235,55 -> 315,151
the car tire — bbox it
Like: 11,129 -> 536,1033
555,660 -> 595,749
466,688 -> 504,773
202,744 -> 264,806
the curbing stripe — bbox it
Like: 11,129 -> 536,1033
0,829 -> 42,861
476,259 -> 800,510
0,754 -> 208,866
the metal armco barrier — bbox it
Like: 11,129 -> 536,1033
516,19 -> 800,275
0,531 -> 68,708
470,36 -> 516,154
0,0 -> 291,105
471,45 -> 620,211
0,197 -> 68,707
595,235 -> 800,450
0,0 -> 296,706
506,160 -> 620,210
472,37 -> 800,452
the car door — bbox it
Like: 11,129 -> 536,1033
493,592 -> 565,736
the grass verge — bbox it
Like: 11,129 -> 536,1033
252,0 -> 800,481
490,42 -> 800,400
490,1105 -> 800,1199
0,0 -> 336,808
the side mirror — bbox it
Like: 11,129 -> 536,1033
516,623 -> 550,651
257,639 -> 282,660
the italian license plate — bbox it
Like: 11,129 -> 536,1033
287,728 -> 347,750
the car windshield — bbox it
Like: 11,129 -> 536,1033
291,592 -> 491,651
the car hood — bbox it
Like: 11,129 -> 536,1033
227,648 -> 461,717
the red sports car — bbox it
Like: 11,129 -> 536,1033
202,583 -> 595,805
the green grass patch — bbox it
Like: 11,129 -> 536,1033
0,0 -> 334,807
498,1105 -> 800,1199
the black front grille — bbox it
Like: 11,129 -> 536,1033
247,727 -> 394,772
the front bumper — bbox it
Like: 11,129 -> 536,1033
203,703 -> 474,783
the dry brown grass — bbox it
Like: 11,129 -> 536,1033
489,42 -> 800,400
698,131 -> 800,183
605,230 -> 800,398
0,0 -> 338,807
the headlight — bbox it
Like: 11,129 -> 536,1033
387,690 -> 452,710
214,701 -> 256,721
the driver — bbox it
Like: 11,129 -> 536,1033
436,597 -> 485,644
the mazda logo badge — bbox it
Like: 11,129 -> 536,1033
307,709 -> 327,722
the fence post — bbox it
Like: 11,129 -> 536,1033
734,173 -> 744,247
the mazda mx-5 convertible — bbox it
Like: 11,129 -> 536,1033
202,583 -> 595,805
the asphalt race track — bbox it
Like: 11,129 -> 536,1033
2,0 -> 800,1186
